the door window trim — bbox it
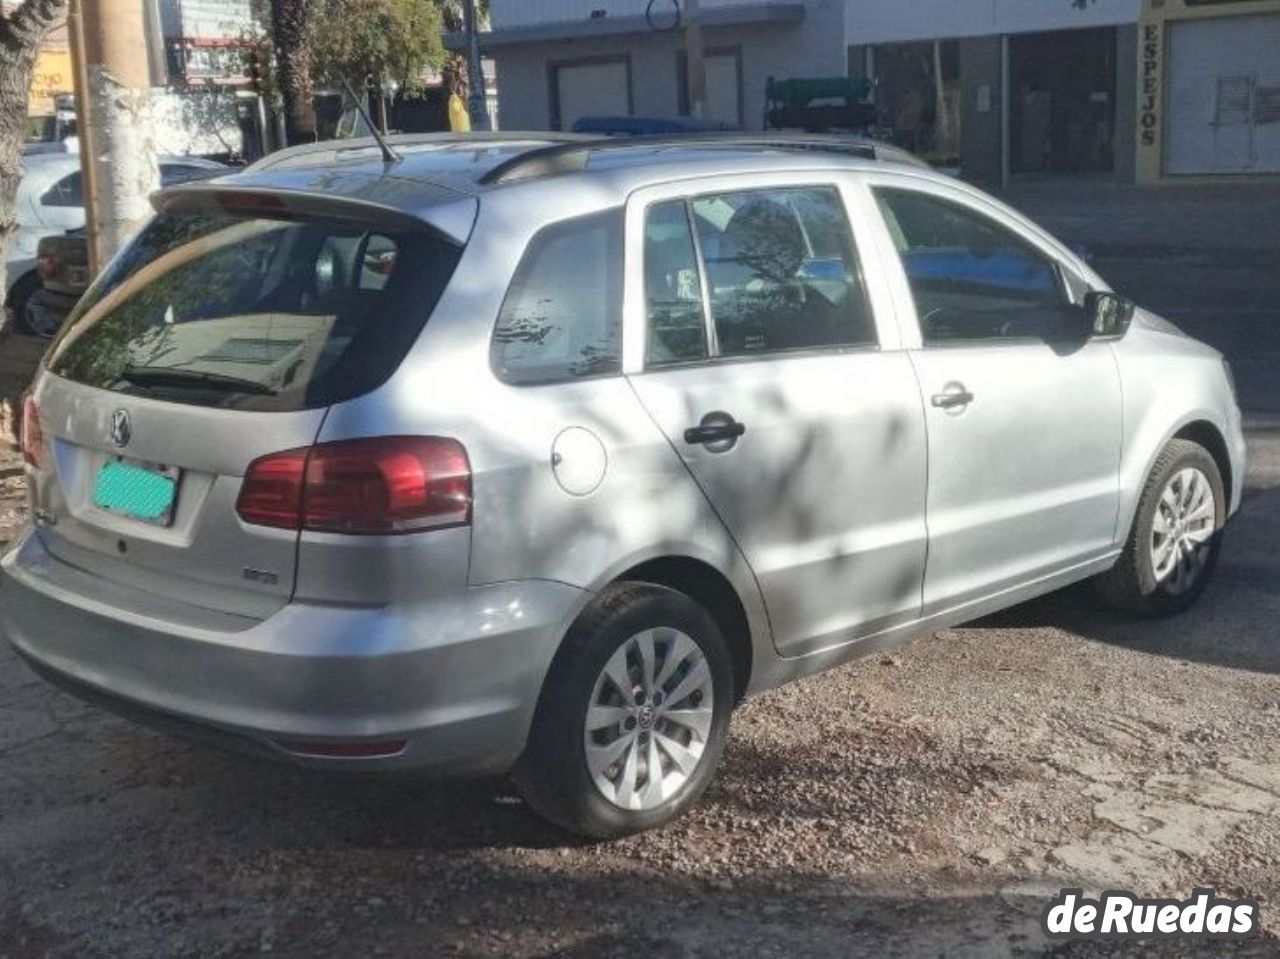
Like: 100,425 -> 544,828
625,172 -> 897,374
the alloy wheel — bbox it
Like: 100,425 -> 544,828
1150,466 -> 1217,596
583,627 -> 715,811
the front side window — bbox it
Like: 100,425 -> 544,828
688,187 -> 877,358
492,210 -> 623,385
47,210 -> 460,410
874,188 -> 1073,344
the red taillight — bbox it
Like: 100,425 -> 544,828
236,436 -> 471,535
35,251 -> 58,281
235,448 -> 307,529
21,392 -> 44,468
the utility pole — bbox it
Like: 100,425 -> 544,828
66,0 -> 100,273
463,0 -> 491,132
684,0 -> 706,119
78,0 -> 160,270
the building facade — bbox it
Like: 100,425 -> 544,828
1136,0 -> 1280,180
482,0 -> 1280,183
159,0 -> 258,86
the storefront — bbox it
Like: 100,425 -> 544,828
1138,0 -> 1280,180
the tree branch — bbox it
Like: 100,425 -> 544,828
1,0 -> 69,55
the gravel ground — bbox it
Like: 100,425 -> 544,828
1,405 -> 1278,959
3,184 -> 1280,958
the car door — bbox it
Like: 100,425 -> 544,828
623,175 -> 929,657
861,175 -> 1122,614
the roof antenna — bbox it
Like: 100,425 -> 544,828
341,77 -> 402,166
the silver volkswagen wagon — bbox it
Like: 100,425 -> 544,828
2,135 -> 1245,838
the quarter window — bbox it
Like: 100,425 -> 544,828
874,188 -> 1074,344
644,200 -> 708,366
492,210 -> 624,385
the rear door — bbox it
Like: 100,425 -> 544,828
623,174 -> 928,657
29,201 -> 462,619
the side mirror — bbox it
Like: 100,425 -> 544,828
1083,291 -> 1136,338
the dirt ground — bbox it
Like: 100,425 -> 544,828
1,414 -> 1278,958
2,182 -> 1280,958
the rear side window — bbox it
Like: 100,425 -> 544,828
491,210 -> 623,385
47,210 -> 460,410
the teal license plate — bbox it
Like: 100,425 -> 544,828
93,460 -> 178,526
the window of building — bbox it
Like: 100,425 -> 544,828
864,40 -> 961,167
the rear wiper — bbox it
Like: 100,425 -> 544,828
117,365 -> 278,395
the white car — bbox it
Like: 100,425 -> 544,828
6,154 -> 227,335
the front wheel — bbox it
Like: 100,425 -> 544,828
513,583 -> 734,839
1095,438 -> 1225,617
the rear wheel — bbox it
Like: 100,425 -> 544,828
1096,438 -> 1225,617
7,272 -> 43,336
514,583 -> 734,839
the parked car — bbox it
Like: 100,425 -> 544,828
6,155 -> 228,336
26,229 -> 90,338
4,134 -> 1244,838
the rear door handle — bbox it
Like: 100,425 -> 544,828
684,413 -> 746,450
931,387 -> 975,410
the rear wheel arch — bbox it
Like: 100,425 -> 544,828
611,556 -> 754,705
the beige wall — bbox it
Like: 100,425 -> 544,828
491,3 -> 849,132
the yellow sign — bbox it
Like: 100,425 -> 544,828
29,50 -> 73,116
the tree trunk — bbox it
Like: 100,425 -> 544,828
0,0 -> 69,315
271,0 -> 315,145
82,0 -> 160,268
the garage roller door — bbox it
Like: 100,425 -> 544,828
554,60 -> 630,131
1166,13 -> 1280,175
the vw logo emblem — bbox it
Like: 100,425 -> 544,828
110,409 -> 131,448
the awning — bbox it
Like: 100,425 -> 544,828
444,3 -> 806,52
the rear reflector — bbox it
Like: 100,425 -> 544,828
273,738 -> 408,759
237,436 -> 471,535
21,393 -> 44,468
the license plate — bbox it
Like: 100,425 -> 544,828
93,460 -> 179,526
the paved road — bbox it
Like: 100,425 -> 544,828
1,181 -> 1279,958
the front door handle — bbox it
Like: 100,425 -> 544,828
684,412 -> 746,451
931,386 -> 975,410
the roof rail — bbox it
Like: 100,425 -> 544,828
478,133 -> 927,186
248,131 -> 594,172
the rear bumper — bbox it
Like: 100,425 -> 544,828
1,529 -> 586,774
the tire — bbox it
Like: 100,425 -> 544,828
513,582 -> 734,839
8,272 -> 42,336
1095,438 -> 1226,617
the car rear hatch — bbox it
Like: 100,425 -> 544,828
23,182 -> 471,620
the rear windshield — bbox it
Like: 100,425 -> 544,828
46,210 -> 461,410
